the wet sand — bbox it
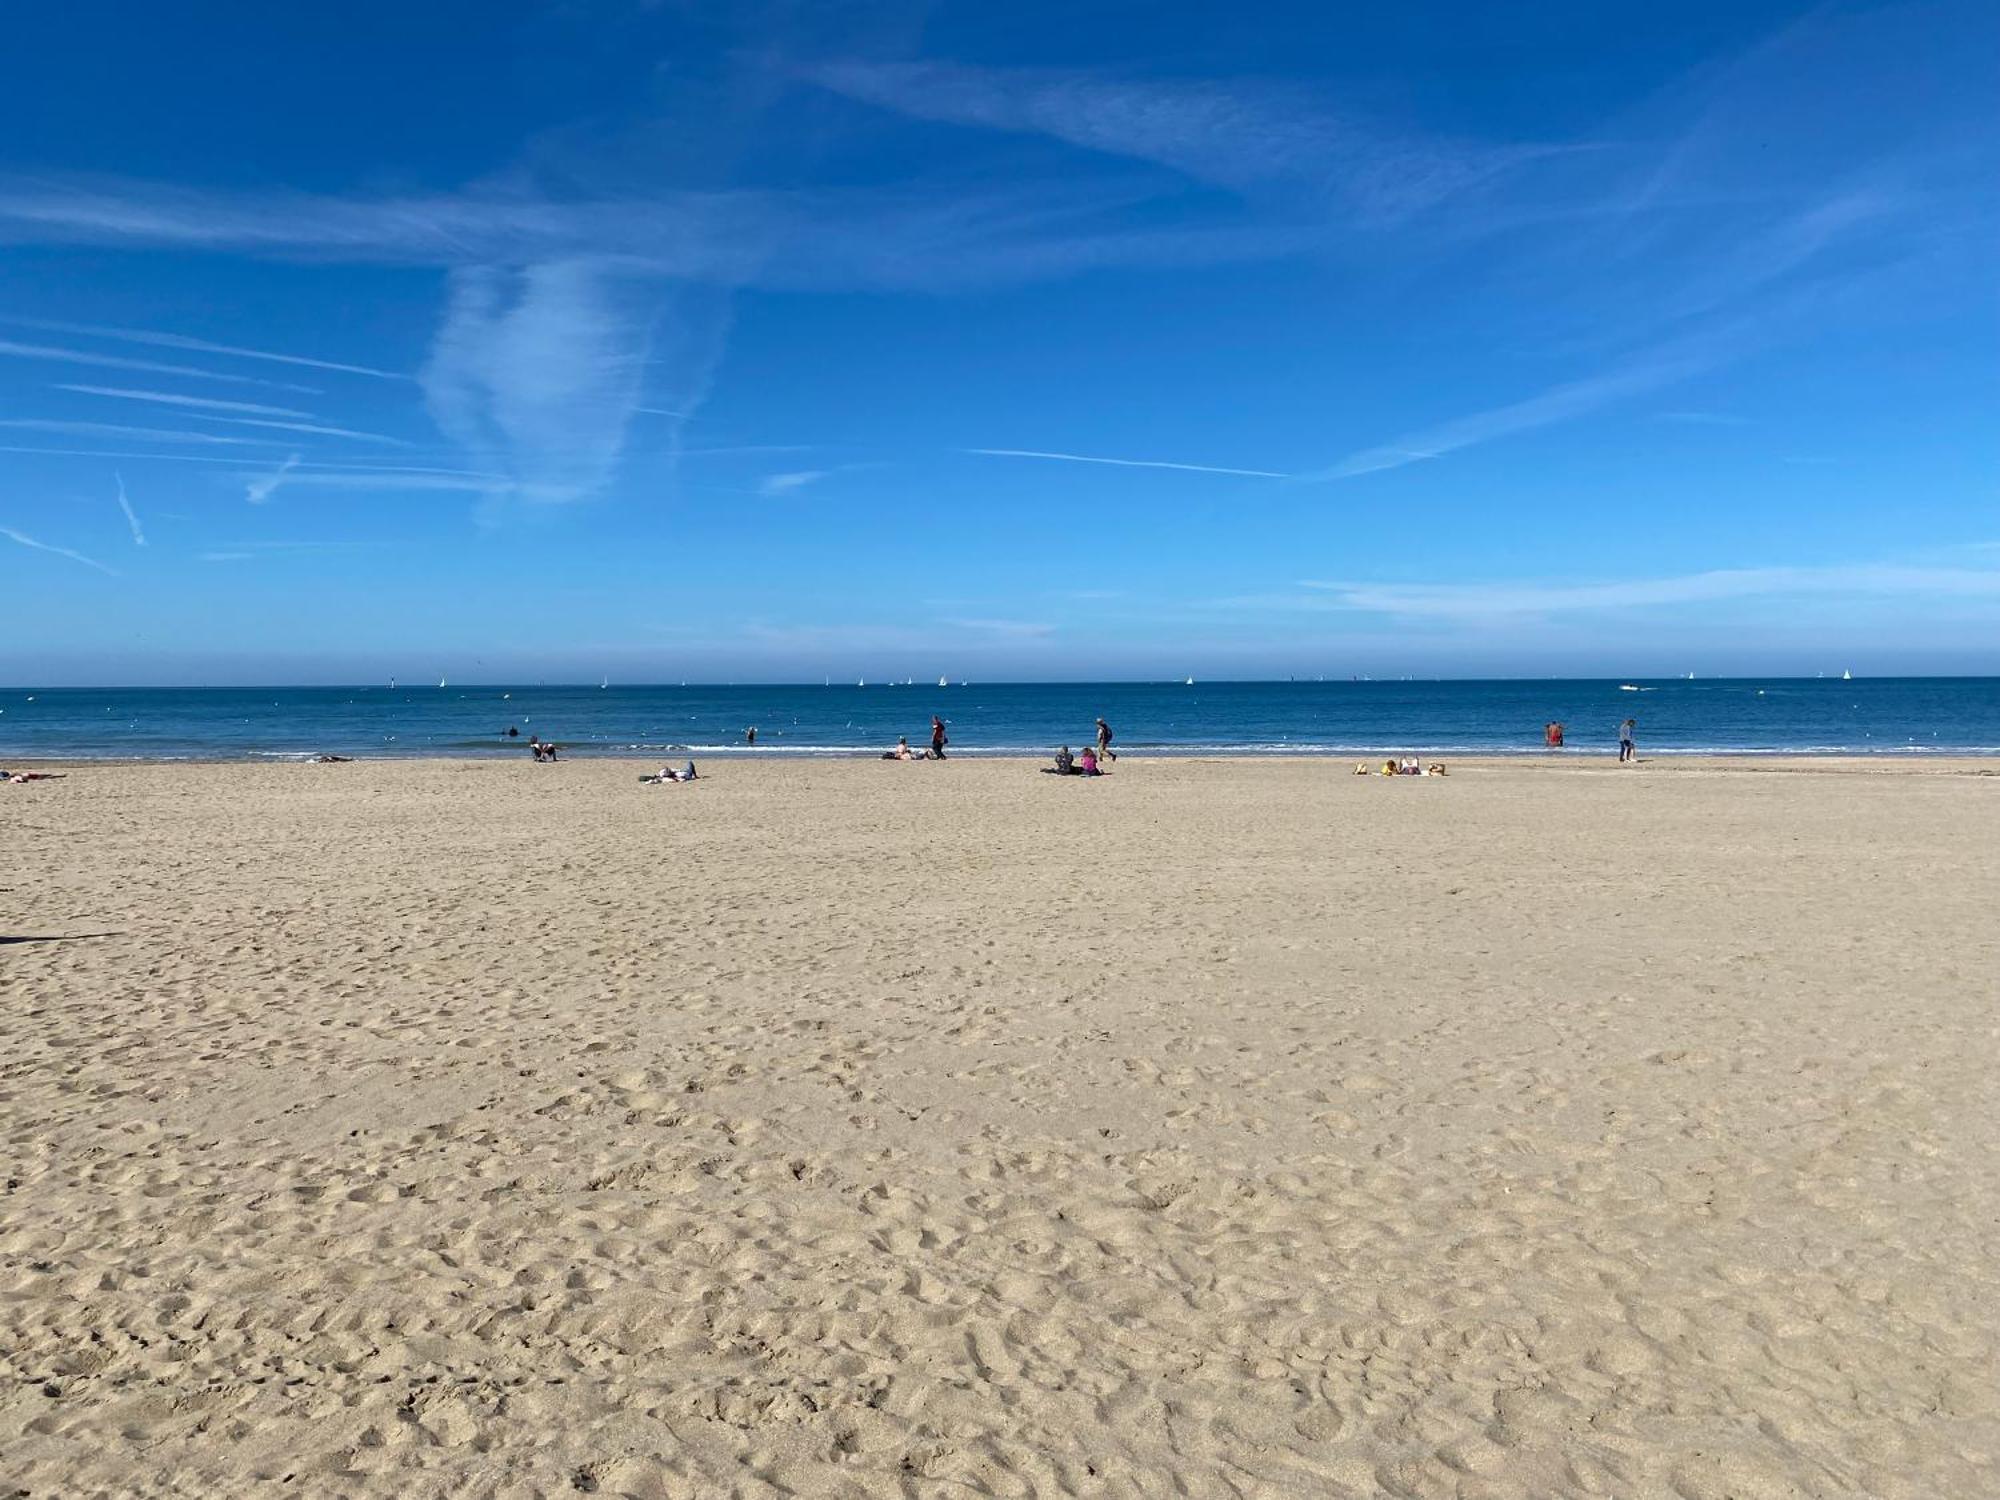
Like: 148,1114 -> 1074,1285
4,756 -> 1997,1498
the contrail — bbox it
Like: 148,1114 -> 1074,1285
114,472 -> 146,545
966,447 -> 1288,478
246,453 -> 302,505
1,524 -> 118,575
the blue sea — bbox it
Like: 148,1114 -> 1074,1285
4,678 -> 1998,761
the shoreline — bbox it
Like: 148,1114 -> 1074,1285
9,751 -> 2000,773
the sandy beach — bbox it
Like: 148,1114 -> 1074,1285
4,755 -> 1997,1499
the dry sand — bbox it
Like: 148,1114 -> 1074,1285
3,756 -> 1998,1499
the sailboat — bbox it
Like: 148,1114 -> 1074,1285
1185,676 -> 1195,686
600,675 -> 608,690
438,675 -> 447,689
1842,669 -> 1852,680
938,676 -> 948,688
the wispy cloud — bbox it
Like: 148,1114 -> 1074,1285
57,383 -> 313,418
114,472 -> 145,546
0,337 -> 316,391
421,259 -> 673,504
968,447 -> 1287,478
200,551 -> 253,563
245,453 -> 302,505
1295,339 -> 1723,482
1292,563 -> 2000,618
805,61 -> 1555,223
193,414 -> 411,446
0,418 -> 273,446
0,524 -> 118,576
939,617 -> 1056,637
759,469 -> 828,495
11,317 -> 406,379
242,462 -> 507,499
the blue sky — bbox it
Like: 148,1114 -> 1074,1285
1,0 -> 1994,684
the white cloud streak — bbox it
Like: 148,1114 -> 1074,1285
245,453 -> 302,505
0,337 -> 317,391
114,472 -> 146,546
10,317 -> 406,379
1295,342 -> 1721,482
57,383 -> 313,418
759,469 -> 829,495
0,418 -> 273,446
805,61 -> 1554,223
1,524 -> 118,576
193,414 -> 411,446
1295,564 -> 2000,618
968,447 -> 1288,478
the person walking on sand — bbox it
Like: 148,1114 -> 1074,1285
1095,717 -> 1116,763
931,715 -> 948,760
1618,717 -> 1637,763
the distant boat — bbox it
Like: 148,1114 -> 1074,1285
438,675 -> 447,689
1685,672 -> 1695,680
1619,684 -> 1642,692
857,678 -> 865,687
389,678 -> 396,690
938,676 -> 948,688
1185,676 -> 1195,686
600,676 -> 608,689
1842,669 -> 1852,680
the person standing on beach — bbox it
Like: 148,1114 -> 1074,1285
1618,718 -> 1637,763
746,726 -> 757,747
1095,717 -> 1116,762
931,715 -> 948,760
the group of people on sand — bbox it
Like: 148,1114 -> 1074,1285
883,716 -> 951,761
1044,718 -> 1117,776
1357,758 -> 1447,777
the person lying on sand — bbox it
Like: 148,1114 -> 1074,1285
641,760 -> 699,784
4,770 -> 65,782
881,737 -> 922,761
314,755 -> 353,763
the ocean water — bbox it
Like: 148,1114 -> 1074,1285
4,679 -> 1998,761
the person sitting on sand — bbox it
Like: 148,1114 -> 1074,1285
1078,747 -> 1100,775
1400,757 -> 1421,775
1381,759 -> 1397,776
1055,745 -> 1075,774
894,736 -> 917,761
